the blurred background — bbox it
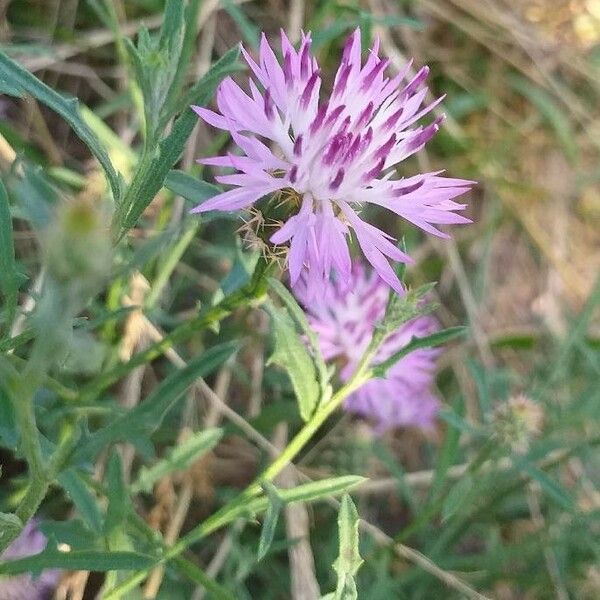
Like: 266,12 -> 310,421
1,1 -> 599,599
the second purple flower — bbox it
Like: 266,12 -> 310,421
192,29 -> 473,296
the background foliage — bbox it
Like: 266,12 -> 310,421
0,0 -> 599,598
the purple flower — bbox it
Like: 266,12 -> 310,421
0,519 -> 61,600
192,29 -> 473,296
297,265 -> 440,433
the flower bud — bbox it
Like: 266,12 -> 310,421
43,198 -> 112,300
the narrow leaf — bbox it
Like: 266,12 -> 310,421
0,549 -> 155,575
333,495 -> 363,600
57,469 -> 104,533
257,481 -> 284,561
116,46 -> 241,233
441,474 -> 474,521
0,179 -> 19,334
517,459 -> 574,511
0,513 -> 22,553
104,452 -> 129,534
268,277 -> 330,396
74,341 -> 238,462
0,51 -> 122,201
373,326 -> 466,377
133,428 -> 223,493
164,169 -> 221,206
266,302 -> 320,422
246,476 -> 366,514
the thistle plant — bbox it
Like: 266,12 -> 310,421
0,2 -> 597,600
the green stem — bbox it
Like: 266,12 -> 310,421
103,364 -> 373,600
11,386 -> 49,528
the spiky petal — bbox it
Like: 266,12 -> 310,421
296,264 -> 441,433
193,29 -> 473,296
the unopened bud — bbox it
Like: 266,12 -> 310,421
43,198 -> 111,297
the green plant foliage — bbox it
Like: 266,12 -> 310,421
266,302 -> 320,422
0,3 -> 598,599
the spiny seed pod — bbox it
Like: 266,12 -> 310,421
492,394 -> 544,452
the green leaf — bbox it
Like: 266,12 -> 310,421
0,386 -> 17,447
223,0 -> 260,48
266,302 -> 320,422
74,341 -> 239,462
373,326 -> 467,377
0,51 -> 122,202
39,519 -> 97,551
133,428 -> 223,493
268,278 -> 330,398
0,513 -> 22,553
104,452 -> 129,535
173,555 -> 236,600
164,169 -> 221,206
257,481 -> 284,561
516,459 -> 574,511
246,476 -> 366,513
0,549 -> 155,575
0,179 -> 19,334
57,469 -> 104,533
333,494 -> 363,600
380,283 -> 437,336
441,474 -> 474,522
115,46 -> 241,234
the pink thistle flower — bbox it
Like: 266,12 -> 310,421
192,29 -> 473,296
297,265 -> 441,433
0,519 -> 61,600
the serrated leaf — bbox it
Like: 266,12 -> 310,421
74,341 -> 238,462
266,302 -> 319,422
164,169 -> 221,206
0,549 -> 155,575
0,51 -> 122,202
373,326 -> 467,377
133,428 -> 223,493
333,495 -> 363,600
257,481 -> 284,561
0,179 -> 18,334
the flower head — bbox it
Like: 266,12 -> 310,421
297,264 -> 441,433
192,29 -> 473,297
0,519 -> 61,600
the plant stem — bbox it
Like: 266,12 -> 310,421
103,363 -> 373,600
10,387 -> 49,530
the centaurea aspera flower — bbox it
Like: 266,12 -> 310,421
0,519 -> 61,600
297,265 -> 440,433
192,29 -> 473,295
